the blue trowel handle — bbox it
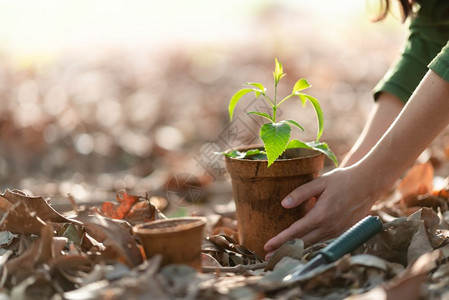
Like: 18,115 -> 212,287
319,215 -> 383,262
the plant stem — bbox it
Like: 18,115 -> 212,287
274,81 -> 278,106
273,81 -> 279,122
262,93 -> 274,107
277,94 -> 294,107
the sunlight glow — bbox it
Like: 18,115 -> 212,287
0,0 -> 367,63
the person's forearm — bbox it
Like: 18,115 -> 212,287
264,70 -> 449,254
354,70 -> 449,195
341,93 -> 403,167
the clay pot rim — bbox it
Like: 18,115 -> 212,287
224,144 -> 323,163
132,217 -> 207,235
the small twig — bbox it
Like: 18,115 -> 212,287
202,262 -> 268,274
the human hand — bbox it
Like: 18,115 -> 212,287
263,166 -> 380,260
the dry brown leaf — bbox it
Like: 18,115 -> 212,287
348,254 -> 390,272
100,192 -> 166,225
74,209 -> 143,267
35,225 -> 55,265
407,222 -> 433,264
366,208 -> 445,266
10,274 -> 58,300
1,190 -> 71,222
408,207 -> 439,231
408,207 -> 447,248
124,198 -> 167,225
366,220 -> 420,265
5,240 -> 40,277
52,255 -> 92,273
63,256 -> 166,299
0,204 -> 48,235
265,239 -> 304,271
398,163 -> 434,207
5,224 -> 55,279
100,190 -> 139,220
211,227 -> 239,244
384,250 -> 440,300
0,190 -> 77,234
124,200 -> 154,225
402,196 -> 440,211
201,253 -> 222,268
80,232 -> 106,252
0,196 -> 12,213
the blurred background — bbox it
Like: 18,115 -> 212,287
0,0 -> 411,211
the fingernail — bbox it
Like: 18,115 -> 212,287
282,196 -> 293,207
265,251 -> 274,261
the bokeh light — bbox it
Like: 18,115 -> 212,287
0,0 -> 413,207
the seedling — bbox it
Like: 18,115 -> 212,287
226,58 -> 338,167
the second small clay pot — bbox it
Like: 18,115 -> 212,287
132,217 -> 207,271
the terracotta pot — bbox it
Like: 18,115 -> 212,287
225,146 -> 324,258
132,217 -> 207,270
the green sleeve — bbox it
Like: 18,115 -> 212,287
373,0 -> 449,103
372,34 -> 442,103
428,41 -> 449,82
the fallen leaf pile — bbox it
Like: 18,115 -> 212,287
0,189 -> 163,299
0,159 -> 449,299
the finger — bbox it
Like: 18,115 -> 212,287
265,250 -> 275,261
264,212 -> 319,252
298,202 -> 364,246
299,226 -> 338,246
282,178 -> 326,208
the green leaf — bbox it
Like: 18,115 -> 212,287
292,79 -> 311,94
243,82 -> 266,94
222,150 -> 241,158
245,149 -> 264,157
222,149 -> 266,159
247,111 -> 274,122
286,140 -> 338,167
308,141 -> 338,167
249,152 -> 268,160
244,149 -> 268,160
298,93 -> 324,141
61,224 -> 82,246
281,120 -> 304,132
273,58 -> 286,85
286,139 -> 309,150
228,88 -> 256,121
260,122 -> 291,167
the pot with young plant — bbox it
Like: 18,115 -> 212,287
223,58 -> 338,258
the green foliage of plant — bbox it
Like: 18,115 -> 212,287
227,58 -> 338,167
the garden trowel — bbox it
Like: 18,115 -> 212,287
282,215 -> 383,283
